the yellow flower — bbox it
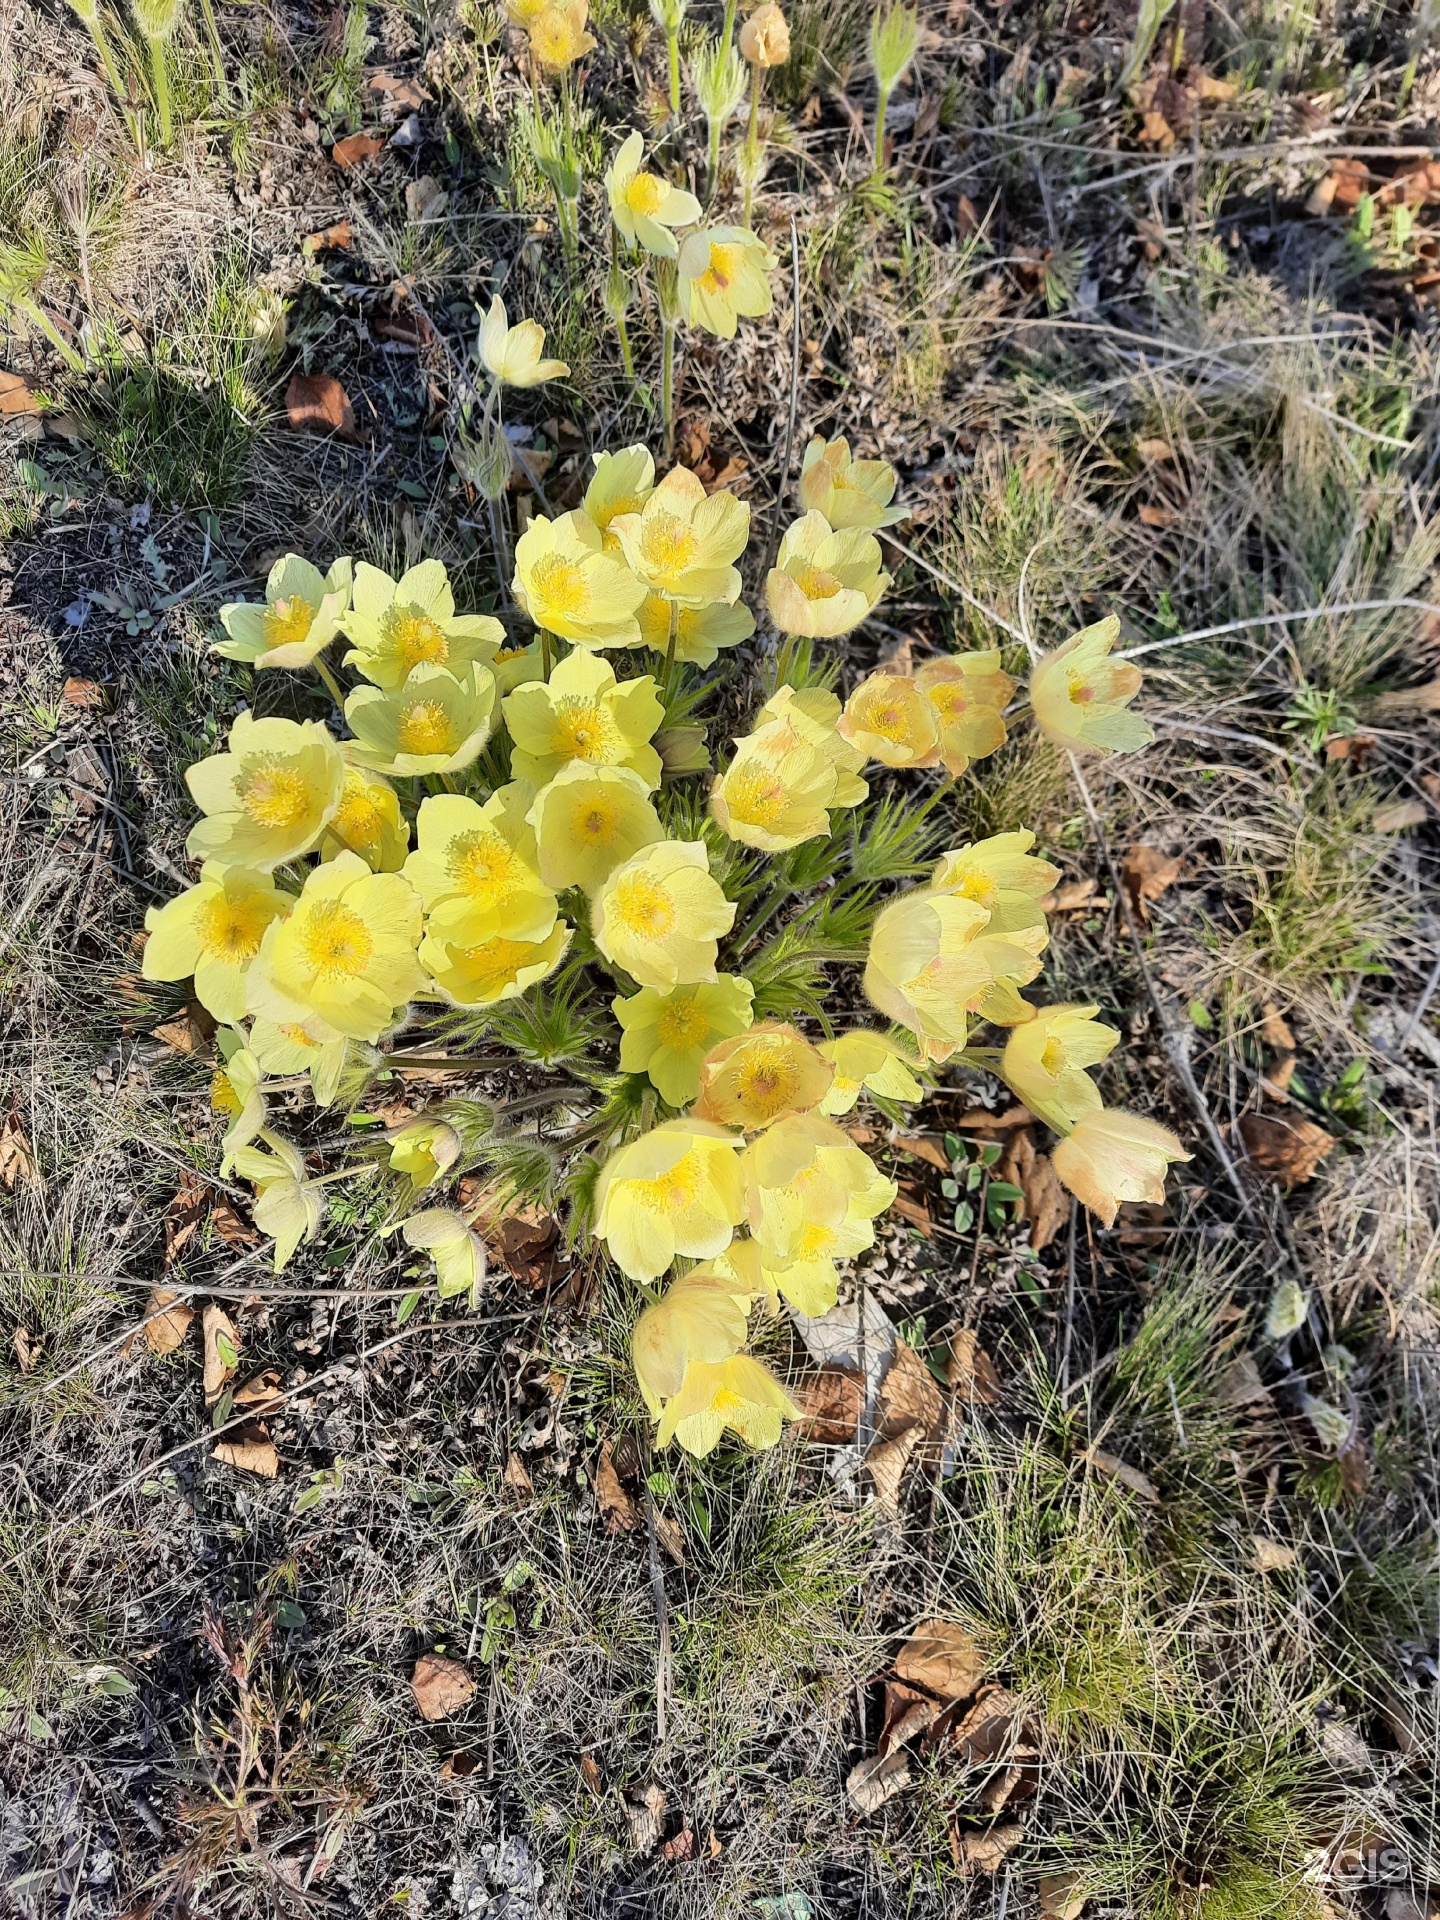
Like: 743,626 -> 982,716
584,445 -> 655,550
710,720 -> 840,851
692,1021 -> 835,1130
142,863 -> 293,1023
1051,1109 -> 1190,1227
529,762 -> 663,894
999,1004 -> 1118,1133
490,639 -> 548,693
818,1030 -> 924,1115
214,554 -> 353,670
504,0 -> 547,20
321,766 -> 410,872
839,671 -> 941,768
477,293 -> 571,386
797,436 -> 905,531
606,130 -> 702,258
742,1111 -> 896,1270
614,975 -> 756,1105
248,1011 -> 352,1107
513,509 -> 648,648
610,466 -> 749,607
345,662 -> 497,776
528,0 -> 596,68
212,1041 -> 267,1172
404,787 -> 556,948
253,850 -> 424,1042
739,1 -> 790,64
403,1208 -> 487,1297
593,839 -> 735,989
929,829 -> 1060,935
185,713 -> 345,871
637,592 -> 756,664
766,512 -> 890,638
631,1266 -> 751,1412
388,1118 -> 463,1192
420,921 -> 571,1006
594,1118 -> 746,1281
915,651 -> 1015,776
341,558 -> 505,690
504,648 -> 665,790
756,686 -> 868,805
677,226 -> 776,339
863,890 -> 992,1061
232,1132 -> 325,1270
1030,614 -> 1154,754
655,1354 -> 797,1455
758,1211 -> 878,1316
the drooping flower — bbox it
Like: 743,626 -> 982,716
232,1132 -> 326,1271
248,1010 -> 351,1107
766,512 -> 890,638
1051,1108 -> 1190,1226
478,293 -> 570,387
211,1041 -> 268,1172
504,648 -> 665,790
677,226 -> 776,338
419,922 -> 571,1007
613,974 -> 756,1106
594,1118 -> 746,1281
341,558 -> 505,690
605,131 -> 702,258
656,1354 -> 798,1455
403,1208 -> 487,1297
592,839 -> 735,990
609,466 -> 749,607
388,1118 -> 463,1192
929,830 -> 1061,937
631,1266 -> 751,1413
710,720 -> 840,851
797,436 -> 905,531
739,1 -> 790,64
692,1022 -> 835,1130
185,713 -> 345,871
320,766 -> 410,872
142,863 -> 294,1024
529,762 -> 663,894
513,510 -> 648,648
1029,614 -> 1154,754
214,554 -> 353,671
527,0 -> 596,70
839,671 -> 941,768
345,662 -> 497,776
818,1030 -> 924,1115
915,651 -> 1015,776
756,686 -> 868,806
863,889 -> 992,1061
404,788 -> 556,949
1000,1004 -> 1119,1133
584,445 -> 656,551
250,850 -> 424,1042
742,1111 -> 897,1271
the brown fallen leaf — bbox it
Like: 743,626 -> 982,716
1136,437 -> 1174,463
1120,843 -> 1181,923
894,1619 -> 986,1701
12,1326 -> 37,1374
945,1330 -> 1002,1405
1042,877 -> 1097,913
331,131 -> 384,168
1373,676 -> 1440,713
793,1366 -> 863,1443
595,1441 -> 638,1533
203,1303 -> 241,1403
439,1749 -> 478,1782
894,1131 -> 950,1171
653,1508 -> 686,1567
954,1822 -> 1024,1876
234,1370 -> 284,1410
955,1104 -> 1033,1134
879,1679 -> 940,1756
1039,1870 -> 1088,1918
410,1654 -> 477,1721
285,372 -> 358,441
164,1171 -> 208,1265
1237,1112 -> 1336,1187
0,1111 -> 40,1191
0,369 -> 40,415
1140,109 -> 1175,150
580,1752 -> 603,1795
867,1423 -> 924,1518
624,1783 -> 667,1853
1259,1001 -> 1295,1051
151,1004 -> 216,1056
1262,1051 -> 1297,1100
143,1288 -> 193,1356
1084,1446 -> 1159,1504
302,219 -> 353,255
503,1450 -> 534,1494
213,1422 -> 280,1477
661,1826 -> 695,1861
890,1183 -> 933,1236
61,675 -> 106,708
948,1686 -> 1028,1765
1216,1352 -> 1271,1410
997,1128 -> 1068,1252
368,69 -> 431,108
1373,798 -> 1429,832
209,1196 -> 259,1246
876,1341 -> 946,1442
846,1748 -> 911,1814
491,1207 -> 565,1290
1252,1533 -> 1297,1572
1137,503 -> 1177,528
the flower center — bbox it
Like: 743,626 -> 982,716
1066,670 -> 1096,706
635,1154 -> 700,1213
331,781 -> 385,851
859,698 -> 912,742
459,935 -> 533,991
261,596 -> 314,650
955,872 -> 997,909
626,172 -> 668,217
298,899 -> 374,981
711,1387 -> 746,1415
702,242 -> 743,293
447,830 -> 526,906
928,683 -> 973,721
640,511 -> 699,576
656,998 -> 709,1048
235,756 -> 312,831
797,1221 -> 837,1259
532,553 -> 590,617
397,700 -> 459,756
792,563 -> 843,601
385,604 -> 451,669
725,765 -> 789,829
194,892 -> 274,963
569,793 -> 626,846
552,697 -> 620,763
735,1051 -> 797,1119
281,1022 -> 322,1050
612,871 -> 675,939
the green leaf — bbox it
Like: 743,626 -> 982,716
952,1201 -> 974,1233
395,1288 -> 424,1326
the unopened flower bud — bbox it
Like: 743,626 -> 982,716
740,2 -> 790,66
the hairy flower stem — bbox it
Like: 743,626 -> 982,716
667,30 -> 681,113
720,0 -> 739,56
147,34 -> 173,146
660,318 -> 679,457
706,115 -> 722,199
312,654 -> 346,715
742,66 -> 761,225
615,307 -> 635,379
873,85 -> 891,170
196,0 -> 230,96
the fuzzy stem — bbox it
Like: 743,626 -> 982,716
660,318 -> 678,457
19,297 -> 84,371
874,85 -> 890,171
664,598 -> 678,676
312,653 -> 346,715
540,629 -> 553,678
720,0 -> 739,57
706,113 -> 722,201
742,66 -> 761,226
147,33 -> 173,147
615,306 -> 635,380
87,13 -> 128,108
195,0 -> 230,95
667,30 -> 681,113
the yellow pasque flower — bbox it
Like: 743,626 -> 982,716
593,839 -> 735,990
614,975 -> 756,1106
594,1118 -> 746,1281
252,850 -> 424,1042
610,466 -> 749,608
656,1354 -> 797,1455
529,762 -> 663,894
186,713 -> 345,871
403,1207 -> 487,1298
341,558 -> 504,690
504,0 -> 547,20
345,662 -> 497,776
514,510 -> 648,648
320,766 -> 410,872
797,436 -> 905,531
739,0 -> 790,63
638,592 -> 756,665
478,293 -> 571,387
839,671 -> 941,768
527,0 -> 596,69
759,1212 -> 878,1316
692,1022 -> 835,1130
212,1041 -> 267,1172
142,863 -> 293,1024
404,788 -> 556,948
233,1132 -> 325,1271
584,445 -> 655,551
388,1118 -> 463,1192
1051,1109 -> 1190,1227
710,719 -> 840,851
1030,614 -> 1154,754
606,131 -> 702,258
915,651 -> 1015,776
818,1030 -> 924,1115
504,648 -> 665,790
248,1010 -> 351,1107
490,639 -> 548,693
757,686 -> 868,805
1000,1004 -> 1118,1134
863,889 -> 992,1061
214,554 -> 353,670
743,1111 -> 896,1271
929,829 -> 1060,936
420,921 -> 571,1007
632,1266 -> 751,1413
766,512 -> 890,638
677,226 -> 776,339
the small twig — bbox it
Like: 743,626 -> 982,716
882,536 -> 1029,646
638,1420 -> 671,1745
1117,598 -> 1440,662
